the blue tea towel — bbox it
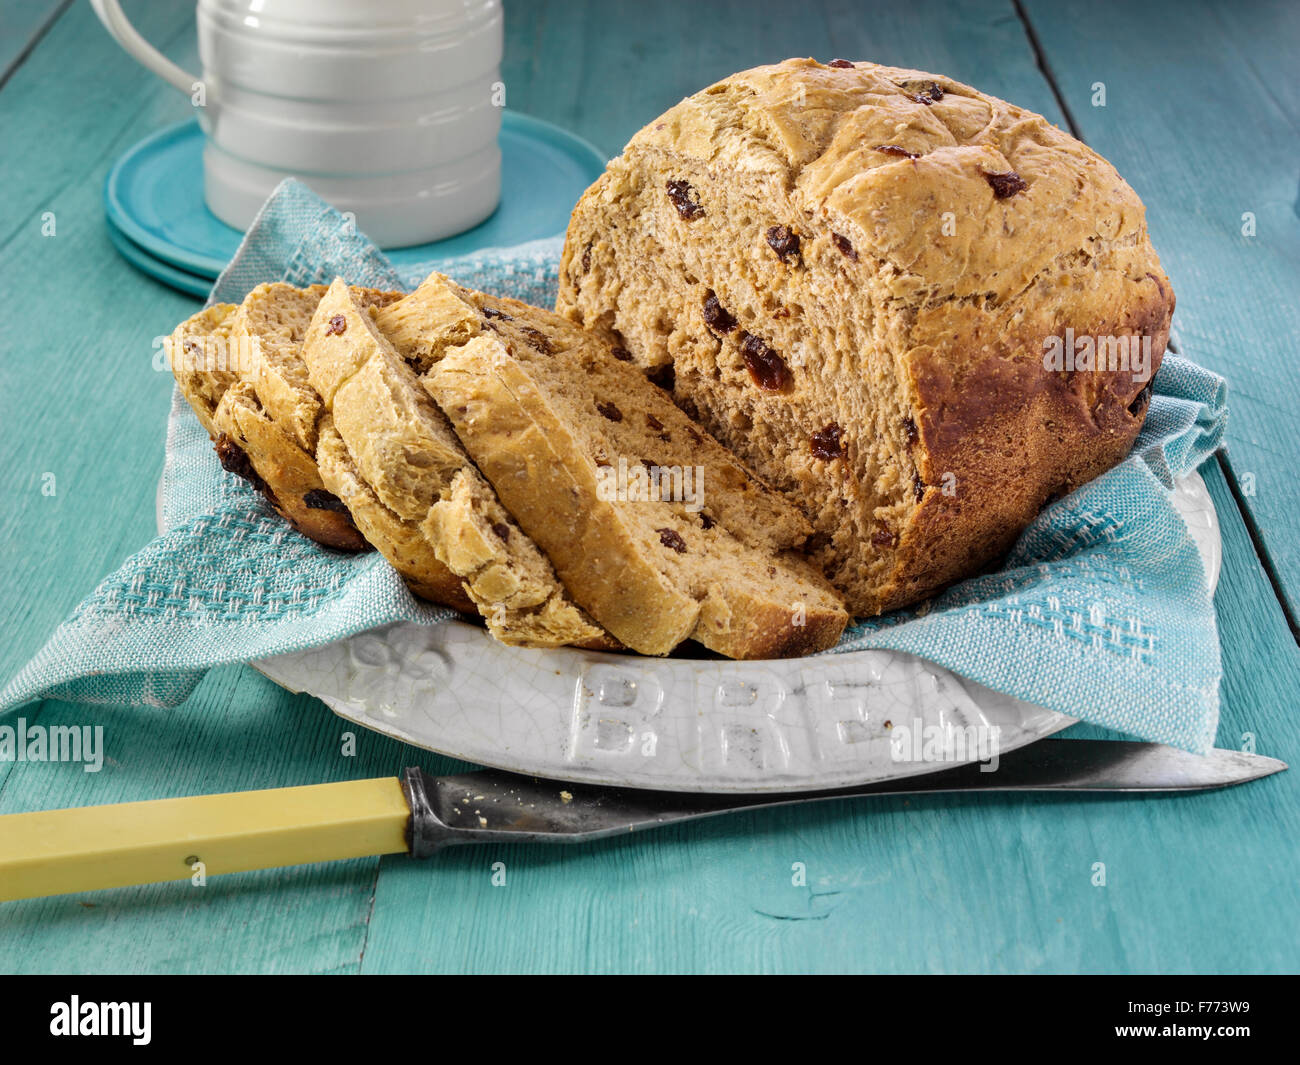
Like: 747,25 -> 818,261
1,180 -> 1229,752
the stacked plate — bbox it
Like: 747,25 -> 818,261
104,113 -> 609,296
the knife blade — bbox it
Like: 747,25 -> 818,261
401,739 -> 1287,854
0,739 -> 1284,901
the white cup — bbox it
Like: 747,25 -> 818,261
91,0 -> 503,248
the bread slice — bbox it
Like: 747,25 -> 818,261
211,380 -> 369,552
303,279 -> 612,648
371,273 -> 481,373
238,282 -> 404,453
315,417 -> 472,608
169,303 -> 363,546
440,282 -> 815,553
419,277 -> 848,658
169,303 -> 360,546
168,303 -> 240,436
169,286 -> 405,552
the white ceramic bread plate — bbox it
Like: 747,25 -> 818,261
221,472 -> 1219,793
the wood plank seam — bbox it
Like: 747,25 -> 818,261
1011,0 -> 1298,645
0,699 -> 49,807
1214,450 -> 1299,641
0,0 -> 74,94
355,854 -> 385,974
1170,322 -> 1295,643
1010,0 -> 1083,136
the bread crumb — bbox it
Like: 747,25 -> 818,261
560,790 -> 573,804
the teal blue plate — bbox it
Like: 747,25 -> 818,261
104,112 -> 607,281
105,216 -> 212,298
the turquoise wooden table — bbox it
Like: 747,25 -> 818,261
1,0 -> 1296,973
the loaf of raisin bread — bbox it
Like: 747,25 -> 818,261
302,279 -> 613,648
557,58 -> 1175,615
416,274 -> 848,658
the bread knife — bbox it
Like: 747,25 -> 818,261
0,739 -> 1284,902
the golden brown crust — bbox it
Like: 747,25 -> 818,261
557,57 -> 1174,615
615,59 -> 1156,304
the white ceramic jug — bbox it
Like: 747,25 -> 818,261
91,0 -> 503,248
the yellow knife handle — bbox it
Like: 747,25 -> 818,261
0,776 -> 410,902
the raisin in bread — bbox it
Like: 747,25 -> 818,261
416,274 -> 848,658
557,58 -> 1175,616
302,279 -> 612,649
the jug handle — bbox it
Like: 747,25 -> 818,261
90,0 -> 202,98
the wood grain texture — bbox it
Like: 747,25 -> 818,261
0,0 -> 200,688
1019,0 -> 1300,621
0,666 -> 485,975
0,0 -> 68,88
501,0 -> 1072,156
0,0 -> 1295,974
